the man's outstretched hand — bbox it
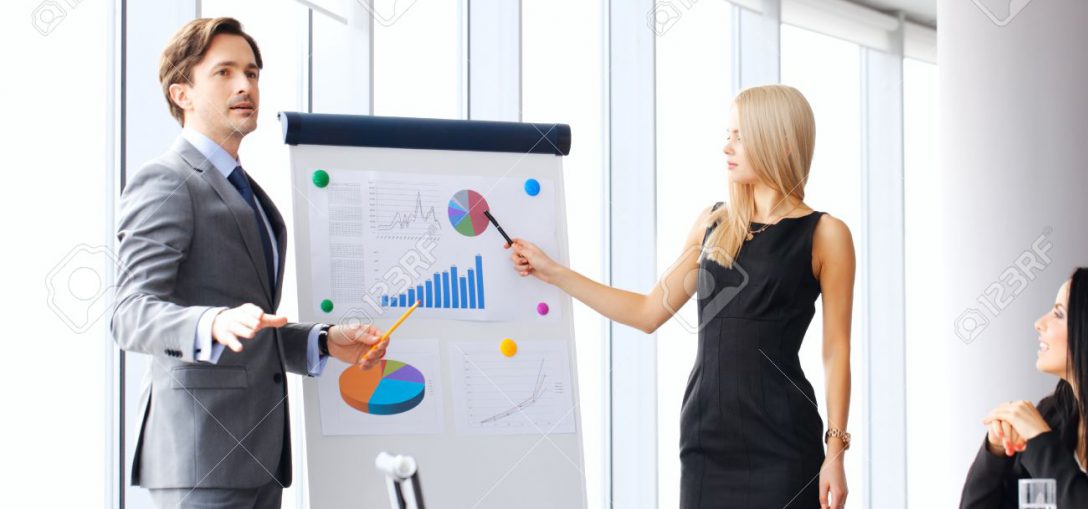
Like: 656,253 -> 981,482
211,303 -> 289,352
211,305 -> 388,369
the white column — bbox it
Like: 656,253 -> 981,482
607,0 -> 657,506
731,0 -> 780,94
467,0 -> 521,121
860,18 -> 905,508
913,1 -> 1088,504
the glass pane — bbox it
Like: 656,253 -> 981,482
653,3 -> 732,507
372,1 -> 463,119
522,0 -> 606,507
903,56 -> 938,505
781,22 -> 864,508
312,8 -> 370,115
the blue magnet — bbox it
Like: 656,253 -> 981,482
524,178 -> 541,196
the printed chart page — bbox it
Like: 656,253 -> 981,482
306,170 -> 561,324
317,338 -> 443,436
448,339 -> 576,436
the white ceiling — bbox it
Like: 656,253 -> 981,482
849,0 -> 937,27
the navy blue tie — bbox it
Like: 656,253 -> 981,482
227,166 -> 276,293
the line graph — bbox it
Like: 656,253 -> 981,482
376,191 -> 440,231
480,358 -> 546,424
449,340 -> 576,435
368,179 -> 443,240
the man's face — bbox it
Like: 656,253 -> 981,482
171,33 -> 260,142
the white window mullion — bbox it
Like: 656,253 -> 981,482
731,0 -> 781,94
860,16 -> 906,508
467,0 -> 521,121
607,0 -> 658,506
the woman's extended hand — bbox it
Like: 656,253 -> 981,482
505,238 -> 564,284
819,454 -> 848,509
983,400 -> 1051,456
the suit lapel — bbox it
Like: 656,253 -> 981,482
250,178 -> 287,309
173,137 -> 275,306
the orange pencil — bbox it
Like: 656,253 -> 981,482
357,300 -> 420,367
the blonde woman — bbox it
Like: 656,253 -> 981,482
505,85 -> 853,508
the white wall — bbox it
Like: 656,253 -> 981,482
909,1 -> 1088,505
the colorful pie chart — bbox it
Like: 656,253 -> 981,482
339,359 -> 426,415
448,189 -> 490,237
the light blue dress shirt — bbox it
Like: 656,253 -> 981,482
182,128 -> 327,376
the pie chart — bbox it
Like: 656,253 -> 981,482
339,359 -> 426,415
448,189 -> 490,237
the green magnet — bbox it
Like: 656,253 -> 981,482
320,299 -> 334,313
312,169 -> 330,188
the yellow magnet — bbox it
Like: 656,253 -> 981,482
500,338 -> 518,358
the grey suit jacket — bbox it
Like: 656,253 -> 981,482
111,136 -> 316,489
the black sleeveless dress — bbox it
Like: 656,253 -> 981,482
679,204 -> 827,508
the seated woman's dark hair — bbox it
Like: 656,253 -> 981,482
1037,268 -> 1088,457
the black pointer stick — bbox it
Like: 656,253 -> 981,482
483,210 -> 514,245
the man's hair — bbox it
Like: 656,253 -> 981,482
158,17 -> 263,126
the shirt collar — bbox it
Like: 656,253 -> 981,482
181,128 -> 241,179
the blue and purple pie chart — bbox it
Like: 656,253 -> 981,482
339,359 -> 425,415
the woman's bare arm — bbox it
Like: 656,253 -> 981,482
510,206 -> 714,333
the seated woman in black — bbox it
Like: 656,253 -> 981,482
961,267 -> 1088,508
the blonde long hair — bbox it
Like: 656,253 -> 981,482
703,84 -> 816,268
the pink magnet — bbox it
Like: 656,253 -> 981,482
536,302 -> 550,316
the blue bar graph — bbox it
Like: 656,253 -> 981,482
475,254 -> 484,309
459,277 -> 467,309
467,270 -> 476,309
451,266 -> 459,308
433,273 -> 442,308
380,255 -> 487,311
442,272 -> 451,308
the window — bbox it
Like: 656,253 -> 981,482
781,22 -> 865,507
653,3 -> 733,507
522,0 -> 607,506
103,3 -> 933,506
903,56 -> 938,505
372,1 -> 463,119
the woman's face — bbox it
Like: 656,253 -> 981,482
723,105 -> 758,185
1036,279 -> 1072,377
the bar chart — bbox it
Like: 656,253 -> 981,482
381,254 -> 487,310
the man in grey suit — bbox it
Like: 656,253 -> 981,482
111,17 -> 388,507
